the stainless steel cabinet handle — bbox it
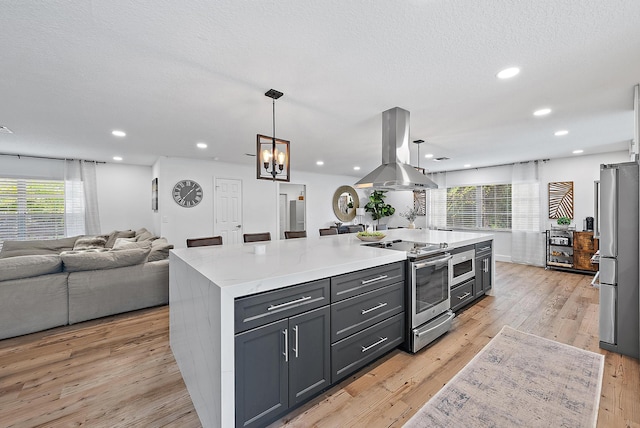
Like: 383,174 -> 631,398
413,254 -> 452,269
484,259 -> 489,273
361,275 -> 388,285
457,292 -> 471,300
361,336 -> 388,353
283,329 -> 289,362
361,302 -> 388,315
414,311 -> 455,337
268,295 -> 311,311
292,325 -> 299,358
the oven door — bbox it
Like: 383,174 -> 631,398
411,253 -> 452,328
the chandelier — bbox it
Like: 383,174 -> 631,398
257,89 -> 290,182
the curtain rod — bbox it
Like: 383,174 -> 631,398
427,158 -> 550,174
0,153 -> 106,164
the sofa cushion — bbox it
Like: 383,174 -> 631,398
0,255 -> 63,281
73,235 -> 108,250
105,230 -> 136,248
148,238 -> 174,262
0,236 -> 79,258
61,246 -> 151,272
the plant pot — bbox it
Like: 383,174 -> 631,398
408,222 -> 415,229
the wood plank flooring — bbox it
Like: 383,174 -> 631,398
1,262 -> 638,427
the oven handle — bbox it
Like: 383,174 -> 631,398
414,311 -> 455,337
412,254 -> 452,269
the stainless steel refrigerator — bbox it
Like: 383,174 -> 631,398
598,161 -> 639,359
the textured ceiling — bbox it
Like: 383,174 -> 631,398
1,0 -> 639,176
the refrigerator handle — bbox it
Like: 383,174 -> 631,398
593,180 -> 600,239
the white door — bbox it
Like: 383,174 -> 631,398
215,178 -> 242,245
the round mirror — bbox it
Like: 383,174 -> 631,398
333,185 -> 359,222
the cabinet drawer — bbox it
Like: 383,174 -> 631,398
331,282 -> 404,343
331,312 -> 404,383
451,278 -> 474,312
475,240 -> 492,256
331,262 -> 404,303
235,279 -> 330,333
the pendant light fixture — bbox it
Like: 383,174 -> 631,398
257,89 -> 290,182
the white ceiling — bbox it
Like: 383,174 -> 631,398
1,0 -> 639,177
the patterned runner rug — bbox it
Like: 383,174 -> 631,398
404,325 -> 604,427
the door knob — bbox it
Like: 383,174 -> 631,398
236,225 -> 242,228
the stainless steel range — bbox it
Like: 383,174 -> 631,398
364,240 -> 455,352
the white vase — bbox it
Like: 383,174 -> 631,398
408,222 -> 415,229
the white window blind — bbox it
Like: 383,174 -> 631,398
0,178 -> 65,246
430,183 -> 512,230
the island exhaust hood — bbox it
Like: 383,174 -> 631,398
354,107 -> 438,191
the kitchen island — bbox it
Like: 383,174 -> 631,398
169,229 -> 493,427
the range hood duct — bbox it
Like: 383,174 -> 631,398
354,107 -> 438,191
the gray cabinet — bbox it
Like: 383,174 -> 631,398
330,262 -> 405,383
234,261 -> 405,427
235,281 -> 330,428
235,319 -> 288,428
475,241 -> 492,296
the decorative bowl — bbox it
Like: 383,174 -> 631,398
356,233 -> 386,242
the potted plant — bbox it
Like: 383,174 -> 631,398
364,190 -> 395,227
556,216 -> 571,228
400,206 -> 419,229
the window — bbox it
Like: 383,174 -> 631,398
0,178 -> 66,245
431,184 -> 512,230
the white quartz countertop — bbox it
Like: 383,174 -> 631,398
170,229 -> 493,299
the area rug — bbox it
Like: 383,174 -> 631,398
404,325 -> 604,428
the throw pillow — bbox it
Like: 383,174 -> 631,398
148,238 -> 174,262
61,246 -> 151,272
73,235 -> 108,250
0,255 -> 63,281
105,230 -> 136,248
112,237 -> 138,249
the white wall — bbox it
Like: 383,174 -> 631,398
95,163 -> 153,233
153,156 -> 368,248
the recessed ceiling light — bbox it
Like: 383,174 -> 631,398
496,67 -> 520,79
196,142 -> 208,149
463,164 -> 471,168
572,149 -> 584,154
316,161 -> 324,166
424,153 -> 434,158
554,130 -> 569,136
353,166 -> 360,171
113,156 -> 123,161
533,108 -> 551,116
112,130 -> 126,137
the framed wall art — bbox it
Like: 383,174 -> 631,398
413,190 -> 426,216
152,178 -> 158,211
548,181 -> 573,219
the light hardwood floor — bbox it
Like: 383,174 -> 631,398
1,262 -> 638,427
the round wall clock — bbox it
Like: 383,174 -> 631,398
172,180 -> 203,208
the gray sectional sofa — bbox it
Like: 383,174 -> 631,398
0,229 -> 172,340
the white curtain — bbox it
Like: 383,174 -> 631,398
426,171 -> 447,230
511,161 -> 544,266
64,160 -> 101,236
